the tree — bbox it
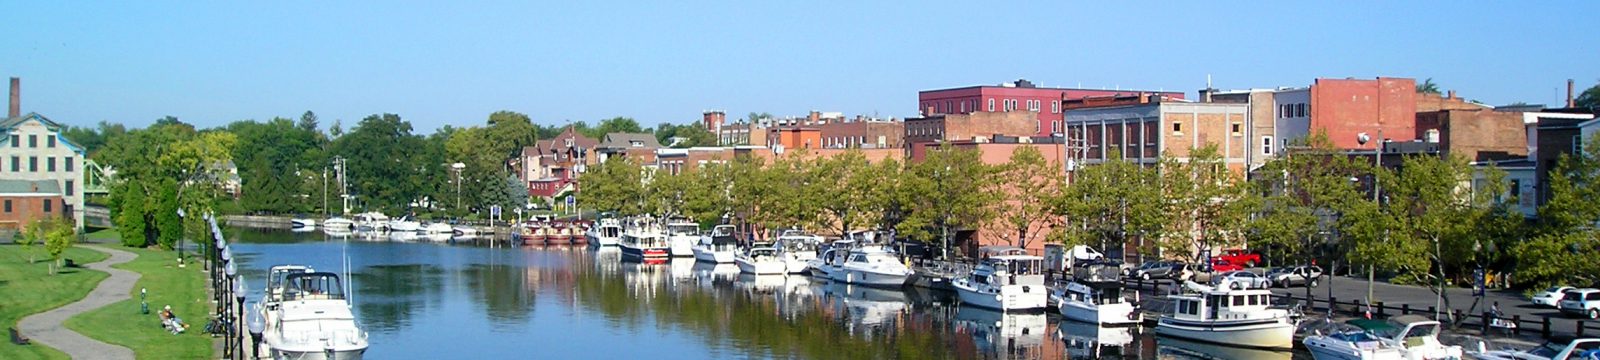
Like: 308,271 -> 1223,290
44,218 -> 74,275
1417,78 -> 1442,95
1382,154 -> 1491,320
1158,146 -> 1258,262
100,118 -> 235,249
654,123 -> 716,148
986,146 -> 1062,250
298,111 -> 320,133
328,114 -> 434,214
810,151 -> 890,237
1056,150 -> 1167,259
897,145 -> 996,259
112,182 -> 149,247
577,157 -> 646,215
746,112 -> 773,123
584,117 -> 645,139
1247,134 -> 1366,280
1576,81 -> 1600,109
1518,132 -> 1600,288
18,218 -> 47,263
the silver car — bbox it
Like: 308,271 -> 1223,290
1263,266 -> 1323,288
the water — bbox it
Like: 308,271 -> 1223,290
226,227 -> 1310,359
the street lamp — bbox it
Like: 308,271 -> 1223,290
224,261 -> 237,358
234,278 -> 246,360
452,163 -> 466,217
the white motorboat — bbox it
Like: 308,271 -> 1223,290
618,219 -> 670,260
692,225 -> 738,264
1157,336 -> 1293,360
1057,320 -> 1135,359
351,212 -> 389,231
322,217 -> 356,231
736,245 -> 786,275
951,247 -> 1048,311
262,265 -> 316,308
1302,320 -> 1406,360
664,220 -> 699,257
420,233 -> 451,242
585,218 -> 622,246
1470,337 -> 1600,360
452,226 -> 479,237
835,245 -> 913,287
385,217 -> 423,233
1153,279 -> 1298,349
422,222 -> 453,234
1057,261 -> 1140,325
773,231 -> 821,274
1324,315 -> 1463,360
806,240 -> 855,279
262,272 -> 368,360
290,218 -> 317,230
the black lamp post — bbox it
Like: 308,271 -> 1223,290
224,260 -> 236,358
233,278 -> 246,360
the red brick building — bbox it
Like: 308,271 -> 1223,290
0,180 -> 65,230
517,127 -> 598,199
918,79 -> 1184,137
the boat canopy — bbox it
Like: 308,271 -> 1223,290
282,272 -> 347,301
977,245 -> 1029,258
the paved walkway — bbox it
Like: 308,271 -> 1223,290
17,245 -> 138,360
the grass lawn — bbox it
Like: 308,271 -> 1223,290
64,245 -> 213,360
0,245 -> 111,360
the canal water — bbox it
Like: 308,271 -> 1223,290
226,228 -> 1311,359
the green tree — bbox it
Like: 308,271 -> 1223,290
18,218 -> 47,263
1247,135 -> 1365,275
897,145 -> 996,259
654,123 -> 716,148
1382,154 -> 1487,319
1056,150 -> 1167,259
1518,132 -> 1600,288
44,218 -> 74,275
100,118 -> 235,249
577,157 -> 646,215
1417,78 -> 1442,95
810,151 -> 890,237
1158,146 -> 1258,262
112,182 -> 149,247
329,114 -> 434,214
584,117 -> 645,139
1576,81 -> 1600,108
986,146 -> 1061,250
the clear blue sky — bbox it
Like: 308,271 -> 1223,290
4,1 -> 1597,133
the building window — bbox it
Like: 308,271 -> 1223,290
1576,135 -> 1584,155
65,157 -> 73,172
988,99 -> 996,111
1051,120 -> 1061,134
8,135 -> 15,147
2,200 -> 8,212
47,136 -> 55,148
46,157 -> 54,172
1052,101 -> 1060,114
1231,123 -> 1242,135
1263,136 -> 1274,155
43,200 -> 51,213
28,157 -> 37,172
28,135 -> 37,148
1172,122 -> 1183,135
945,101 -> 953,113
65,180 -> 74,196
8,156 -> 15,172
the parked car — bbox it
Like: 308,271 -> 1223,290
1133,262 -> 1189,281
1216,249 -> 1262,268
1211,270 -> 1270,289
1263,266 -> 1323,288
1209,258 -> 1244,273
1125,261 -> 1169,277
1557,288 -> 1600,319
1532,286 -> 1576,307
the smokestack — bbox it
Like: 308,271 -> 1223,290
1447,90 -> 1456,100
8,77 -> 18,118
1568,78 -> 1580,107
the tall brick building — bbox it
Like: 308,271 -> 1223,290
918,79 -> 1184,137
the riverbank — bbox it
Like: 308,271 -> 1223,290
63,243 -> 212,359
0,245 -> 110,360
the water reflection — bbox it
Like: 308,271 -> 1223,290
226,228 -> 1309,359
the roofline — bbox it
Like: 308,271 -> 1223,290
918,85 -> 1184,94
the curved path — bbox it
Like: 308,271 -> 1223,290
18,245 -> 138,360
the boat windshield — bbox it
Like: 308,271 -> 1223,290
667,224 -> 698,235
711,226 -> 735,237
283,273 -> 346,301
1527,341 -> 1567,357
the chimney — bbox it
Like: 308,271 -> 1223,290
1447,90 -> 1456,100
1568,78 -> 1580,107
8,77 -> 18,118
807,110 -> 820,124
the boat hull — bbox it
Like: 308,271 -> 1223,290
668,237 -> 696,257
1303,336 -> 1404,360
953,281 -> 1047,311
783,258 -> 809,274
1060,300 -> 1141,325
589,234 -> 620,246
620,244 -> 670,259
692,247 -> 735,263
736,259 -> 786,275
270,348 -> 365,360
1154,317 -> 1296,349
836,268 -> 909,287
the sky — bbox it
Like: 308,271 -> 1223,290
4,1 -> 1597,134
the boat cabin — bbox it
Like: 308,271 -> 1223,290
665,220 -> 698,236
747,247 -> 779,258
774,236 -> 819,253
1352,315 -> 1447,348
971,254 -> 1047,287
1071,260 -> 1123,283
1062,281 -> 1127,306
709,225 -> 737,245
282,272 -> 348,301
265,265 -> 315,305
595,219 -> 622,238
1167,282 -> 1280,322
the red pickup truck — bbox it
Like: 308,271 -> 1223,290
1216,249 -> 1261,268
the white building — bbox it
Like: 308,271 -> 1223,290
0,113 -> 87,227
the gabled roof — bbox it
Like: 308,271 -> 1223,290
0,179 -> 62,195
0,113 -> 87,155
597,133 -> 661,149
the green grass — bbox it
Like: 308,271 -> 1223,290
64,246 -> 212,360
82,229 -> 120,242
0,245 -> 111,360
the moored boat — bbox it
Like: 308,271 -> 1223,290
1057,260 -> 1140,325
774,230 -> 821,274
1302,320 -> 1405,360
1153,279 -> 1297,349
836,245 -> 913,287
692,224 -> 738,264
586,218 -> 622,246
951,246 -> 1047,311
290,218 -> 317,230
664,219 -> 699,257
735,244 -> 785,275
619,219 -> 670,260
262,272 -> 368,360
323,217 -> 356,231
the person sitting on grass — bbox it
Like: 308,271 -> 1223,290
160,305 -> 188,334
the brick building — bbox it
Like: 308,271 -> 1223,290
0,78 -> 86,227
517,127 -> 598,199
918,79 -> 1184,137
1063,101 -> 1253,173
907,136 -> 1069,256
1414,109 -> 1529,162
0,179 -> 66,230
595,133 -> 662,164
904,111 -> 1038,145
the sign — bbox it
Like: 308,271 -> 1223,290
491,205 -> 502,217
566,196 -> 575,206
1473,267 -> 1486,296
